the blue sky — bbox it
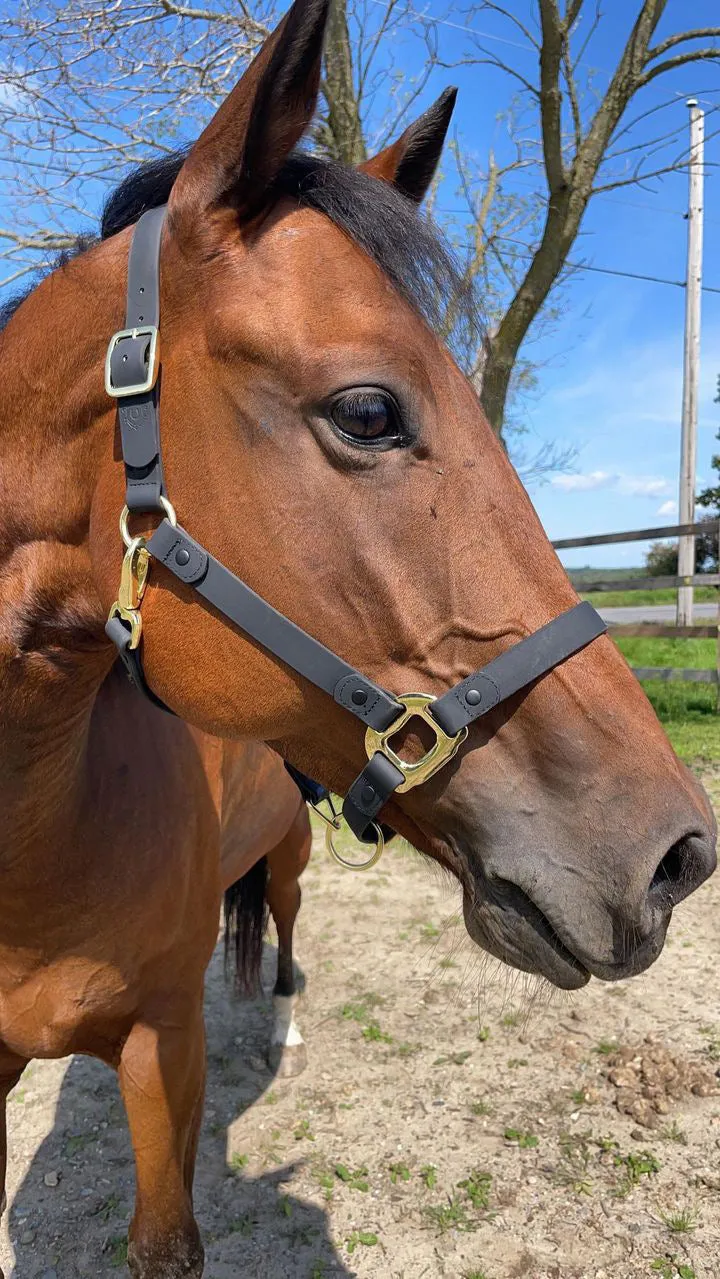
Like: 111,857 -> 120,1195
415,1 -> 720,568
1,1 -> 718,570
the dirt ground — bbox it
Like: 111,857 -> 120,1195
4,771 -> 720,1279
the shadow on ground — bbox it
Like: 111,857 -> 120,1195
7,943 -> 354,1279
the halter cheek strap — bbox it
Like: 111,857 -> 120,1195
106,204 -> 167,514
105,207 -> 607,852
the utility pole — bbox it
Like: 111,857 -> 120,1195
677,99 -> 705,627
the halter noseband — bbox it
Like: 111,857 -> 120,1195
105,208 -> 606,864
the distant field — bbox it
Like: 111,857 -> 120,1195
613,635 -> 719,762
563,563 -> 719,608
581,586 -> 717,607
567,566 -> 645,583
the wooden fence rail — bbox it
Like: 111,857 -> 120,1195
567,574 -> 719,593
606,624 -> 716,639
550,520 -> 720,705
552,518 -> 718,551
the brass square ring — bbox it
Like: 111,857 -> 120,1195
365,693 -> 467,794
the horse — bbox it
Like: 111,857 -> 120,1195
0,0 -> 716,1273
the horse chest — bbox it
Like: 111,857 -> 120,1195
0,952 -> 135,1062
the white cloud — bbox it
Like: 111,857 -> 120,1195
550,470 -> 613,492
616,476 -> 672,497
657,499 -> 678,517
551,470 -> 672,498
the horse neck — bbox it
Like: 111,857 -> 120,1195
0,236 -> 126,846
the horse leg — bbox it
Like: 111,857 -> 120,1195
119,1003 -> 206,1279
266,800 -> 312,1078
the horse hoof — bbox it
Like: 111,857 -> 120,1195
267,1041 -> 308,1078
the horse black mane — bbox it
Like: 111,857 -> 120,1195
1,149 -> 475,347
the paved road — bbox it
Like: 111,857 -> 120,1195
599,602 -> 717,624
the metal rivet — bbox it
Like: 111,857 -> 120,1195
138,315 -> 144,322
175,547 -> 191,567
351,689 -> 368,706
139,287 -> 144,294
361,785 -> 376,805
465,688 -> 482,706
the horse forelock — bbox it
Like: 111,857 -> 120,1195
2,149 -> 480,361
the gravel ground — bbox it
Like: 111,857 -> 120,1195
3,769 -> 720,1279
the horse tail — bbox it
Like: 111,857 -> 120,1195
224,856 -> 269,995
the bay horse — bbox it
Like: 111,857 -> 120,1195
0,0 -> 716,1273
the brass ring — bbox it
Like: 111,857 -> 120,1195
120,495 -> 177,549
325,821 -> 385,871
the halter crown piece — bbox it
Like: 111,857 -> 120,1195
105,208 -> 607,868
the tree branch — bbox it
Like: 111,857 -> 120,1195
565,0 -> 584,30
538,0 -> 567,193
637,46 -> 720,89
647,27 -> 720,60
561,35 -> 583,154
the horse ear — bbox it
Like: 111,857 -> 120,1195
360,88 -> 457,205
169,0 -> 330,227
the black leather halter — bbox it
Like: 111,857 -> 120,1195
105,207 -> 606,850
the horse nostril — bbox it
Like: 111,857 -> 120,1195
650,840 -> 684,892
648,832 -> 717,909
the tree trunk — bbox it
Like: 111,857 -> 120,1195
480,0 -> 671,436
322,0 -> 366,165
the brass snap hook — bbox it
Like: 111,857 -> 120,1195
107,536 -> 150,649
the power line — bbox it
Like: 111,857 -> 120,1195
365,0 -> 533,54
482,234 -> 720,295
366,0 -> 720,85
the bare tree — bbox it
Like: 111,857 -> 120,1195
0,1 -> 276,286
468,1 -> 720,433
0,0 -> 447,285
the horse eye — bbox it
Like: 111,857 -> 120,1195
328,389 -> 402,444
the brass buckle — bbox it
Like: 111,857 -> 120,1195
365,692 -> 467,794
107,536 -> 150,649
105,326 -> 160,398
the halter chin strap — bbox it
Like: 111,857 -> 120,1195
105,207 -> 607,849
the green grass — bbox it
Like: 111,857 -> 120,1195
609,636 -> 720,761
424,1196 -> 476,1234
651,1259 -> 696,1279
660,1206 -> 697,1234
458,1170 -> 493,1209
107,1237 -> 128,1268
613,1149 -> 660,1197
334,1163 -> 370,1192
582,586 -> 717,607
504,1127 -> 539,1149
593,1039 -> 618,1056
615,636 -> 716,669
643,683 -> 719,760
345,1231 -> 378,1254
